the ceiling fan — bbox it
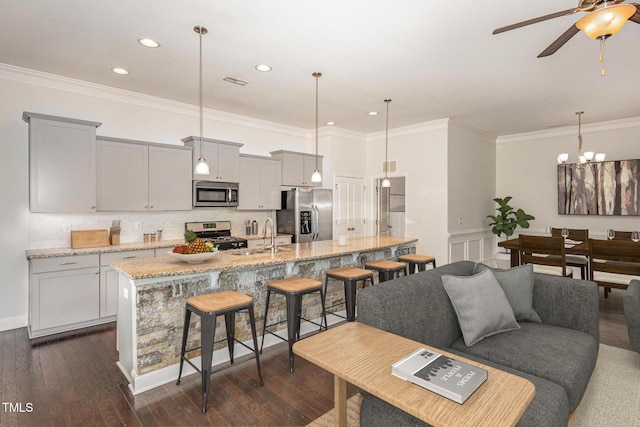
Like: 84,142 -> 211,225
493,0 -> 640,58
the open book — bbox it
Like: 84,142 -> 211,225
392,348 -> 488,404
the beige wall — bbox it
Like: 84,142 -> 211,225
496,118 -> 640,240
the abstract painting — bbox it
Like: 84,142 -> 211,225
558,159 -> 640,215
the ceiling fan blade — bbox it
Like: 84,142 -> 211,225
628,4 -> 640,24
493,8 -> 579,35
537,25 -> 581,58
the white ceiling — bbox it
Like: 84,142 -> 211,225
2,0 -> 640,137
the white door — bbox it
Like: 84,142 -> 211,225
335,176 -> 365,239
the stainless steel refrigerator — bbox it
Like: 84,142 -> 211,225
277,188 -> 333,243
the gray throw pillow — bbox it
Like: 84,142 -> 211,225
442,269 -> 520,347
473,263 -> 542,323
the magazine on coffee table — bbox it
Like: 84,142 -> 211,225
392,348 -> 488,404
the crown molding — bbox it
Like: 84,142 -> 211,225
365,118 -> 449,142
0,63 -> 310,139
497,116 -> 640,144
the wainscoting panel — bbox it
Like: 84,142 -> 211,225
448,229 -> 495,264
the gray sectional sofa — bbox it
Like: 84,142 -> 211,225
357,261 -> 599,427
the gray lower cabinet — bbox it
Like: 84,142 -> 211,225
29,254 -> 101,338
29,249 -> 155,338
99,249 -> 155,318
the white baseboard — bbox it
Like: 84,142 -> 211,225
125,310 -> 348,395
0,314 -> 27,332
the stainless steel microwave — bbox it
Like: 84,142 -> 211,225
193,181 -> 239,207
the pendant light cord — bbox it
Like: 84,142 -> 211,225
199,27 -> 204,155
313,72 -> 321,171
384,99 -> 392,176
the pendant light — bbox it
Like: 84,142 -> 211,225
194,25 -> 210,176
310,72 -> 323,183
557,111 -> 606,168
381,99 -> 392,188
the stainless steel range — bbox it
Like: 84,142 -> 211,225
185,221 -> 248,251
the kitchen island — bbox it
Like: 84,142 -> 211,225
113,236 -> 417,394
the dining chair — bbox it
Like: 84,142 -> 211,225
519,235 -> 573,277
589,239 -> 640,298
612,231 -> 633,241
551,228 -> 589,279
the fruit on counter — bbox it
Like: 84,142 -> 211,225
205,241 -> 215,252
172,245 -> 189,254
184,230 -> 208,254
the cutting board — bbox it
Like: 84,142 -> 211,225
71,230 -> 110,249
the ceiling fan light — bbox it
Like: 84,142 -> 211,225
381,177 -> 391,188
595,153 -> 606,162
576,4 -> 636,39
579,155 -> 587,164
584,151 -> 595,161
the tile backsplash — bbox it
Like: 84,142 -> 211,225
28,209 -> 274,249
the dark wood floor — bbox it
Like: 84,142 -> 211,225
0,288 -> 632,427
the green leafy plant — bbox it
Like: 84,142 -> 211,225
487,196 -> 535,237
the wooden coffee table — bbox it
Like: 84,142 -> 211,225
294,322 -> 535,427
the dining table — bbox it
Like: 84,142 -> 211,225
498,237 -> 590,268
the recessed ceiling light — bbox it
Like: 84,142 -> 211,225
138,38 -> 160,48
255,64 -> 272,72
111,67 -> 129,75
326,121 -> 335,126
368,111 -> 378,116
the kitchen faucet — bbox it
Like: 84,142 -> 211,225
263,217 -> 276,253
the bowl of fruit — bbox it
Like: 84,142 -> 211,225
168,231 -> 218,264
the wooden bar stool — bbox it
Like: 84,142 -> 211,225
324,267 -> 374,321
176,290 -> 264,413
260,277 -> 327,373
398,254 -> 437,274
364,260 -> 408,282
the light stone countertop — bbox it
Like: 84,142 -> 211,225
112,236 -> 418,280
24,234 -> 293,259
25,239 -> 185,260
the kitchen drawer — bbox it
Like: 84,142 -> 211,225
100,249 -> 155,266
30,254 -> 99,274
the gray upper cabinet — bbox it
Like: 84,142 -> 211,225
24,112 -> 102,213
182,136 -> 243,182
238,155 -> 282,210
270,150 -> 323,187
96,137 -> 192,211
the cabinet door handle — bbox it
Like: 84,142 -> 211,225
144,205 -> 148,209
150,205 -> 154,209
122,256 -> 136,259
60,261 -> 77,265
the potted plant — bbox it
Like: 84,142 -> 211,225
487,196 -> 535,268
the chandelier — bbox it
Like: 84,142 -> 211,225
557,111 -> 605,168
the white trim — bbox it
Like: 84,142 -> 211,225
365,118 -> 450,142
0,314 -> 27,332
497,116 -> 640,144
124,311 -> 346,395
0,63 -> 310,139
